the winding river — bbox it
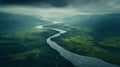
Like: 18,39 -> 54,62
35,25 -> 120,67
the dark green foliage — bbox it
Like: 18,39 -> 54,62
0,29 -> 74,67
50,13 -> 120,65
0,12 -> 74,67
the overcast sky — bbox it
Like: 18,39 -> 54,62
0,0 -> 120,20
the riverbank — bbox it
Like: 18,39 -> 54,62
46,28 -> 119,67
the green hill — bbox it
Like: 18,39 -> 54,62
0,12 -> 50,34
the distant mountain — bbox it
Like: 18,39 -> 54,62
62,13 -> 120,39
0,12 -> 50,34
63,13 -> 120,26
87,14 -> 120,39
61,14 -> 91,25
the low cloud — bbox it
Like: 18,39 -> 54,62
0,0 -> 120,12
0,0 -> 120,21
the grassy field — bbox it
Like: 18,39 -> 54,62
52,23 -> 120,65
0,28 -> 74,67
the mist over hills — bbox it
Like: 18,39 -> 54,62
62,13 -> 120,39
0,12 -> 50,34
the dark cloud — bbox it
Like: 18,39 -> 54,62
0,0 -> 120,12
0,0 -> 120,8
0,0 -> 69,7
69,0 -> 120,12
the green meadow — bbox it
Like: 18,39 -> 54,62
52,23 -> 120,65
0,28 -> 74,67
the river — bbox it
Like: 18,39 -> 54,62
35,25 -> 120,67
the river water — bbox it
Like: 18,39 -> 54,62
35,25 -> 120,67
